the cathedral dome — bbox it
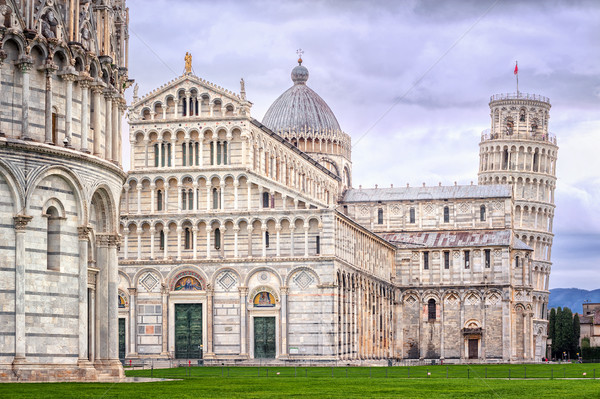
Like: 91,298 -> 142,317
262,61 -> 342,134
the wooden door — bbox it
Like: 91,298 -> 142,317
468,339 -> 478,359
175,304 -> 203,359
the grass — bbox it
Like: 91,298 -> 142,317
1,363 -> 600,398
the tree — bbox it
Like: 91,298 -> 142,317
549,308 -> 556,353
553,307 -> 563,358
563,308 -> 574,357
573,313 -> 581,356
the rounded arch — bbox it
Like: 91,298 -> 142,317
0,159 -> 24,211
133,267 -> 164,289
244,266 -> 283,287
285,266 -> 321,287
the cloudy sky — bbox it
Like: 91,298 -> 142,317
123,0 -> 600,289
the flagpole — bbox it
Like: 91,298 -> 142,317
516,61 -> 519,97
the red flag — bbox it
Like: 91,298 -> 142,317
514,63 -> 518,75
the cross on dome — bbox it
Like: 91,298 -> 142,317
296,48 -> 304,65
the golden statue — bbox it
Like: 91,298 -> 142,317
184,52 -> 192,74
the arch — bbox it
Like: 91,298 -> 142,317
285,266 -> 321,287
244,266 -> 283,287
133,267 -> 163,289
0,159 -> 25,211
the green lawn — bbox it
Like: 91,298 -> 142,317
2,363 -> 600,398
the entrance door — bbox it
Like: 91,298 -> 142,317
254,317 -> 276,358
175,304 -> 203,359
118,318 -> 126,359
468,339 -> 478,359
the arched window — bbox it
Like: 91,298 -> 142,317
157,189 -> 163,211
515,256 -> 520,268
159,230 -> 165,250
184,227 -> 191,249
428,299 -> 436,321
210,141 -> 215,165
194,142 -> 199,165
464,250 -> 470,269
166,143 -> 172,167
216,141 -> 222,164
265,231 -> 270,248
212,188 -> 219,209
214,228 -> 221,249
480,205 -> 486,221
223,141 -> 228,165
188,189 -> 193,210
533,152 -> 539,172
46,206 -> 60,271
52,112 -> 58,144
182,98 -> 187,116
262,192 -> 270,208
443,206 -> 449,223
409,207 -> 416,223
181,189 -> 187,210
503,149 -> 509,169
188,142 -> 193,166
377,208 -> 383,224
154,144 -> 159,167
423,251 -> 429,270
182,143 -> 187,166
519,109 -> 526,122
316,235 -> 320,255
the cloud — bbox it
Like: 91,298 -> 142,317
123,0 -> 600,289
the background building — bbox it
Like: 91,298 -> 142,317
0,0 -> 130,381
119,57 -> 556,363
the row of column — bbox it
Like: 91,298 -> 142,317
122,223 -> 313,260
14,58 -> 123,164
480,147 -> 556,175
11,216 -> 119,369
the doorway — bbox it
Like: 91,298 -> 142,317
118,318 -> 126,359
468,339 -> 478,359
175,304 -> 203,359
254,317 -> 276,358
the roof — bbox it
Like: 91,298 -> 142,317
343,185 -> 512,203
379,230 -> 532,250
262,62 -> 342,134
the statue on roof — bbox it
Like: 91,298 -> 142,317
185,52 -> 192,74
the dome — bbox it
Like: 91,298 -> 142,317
262,61 -> 342,134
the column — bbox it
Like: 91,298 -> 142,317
13,215 -> 32,363
150,184 -> 156,213
149,227 -> 155,259
103,92 -> 112,159
108,235 -> 121,368
247,181 -> 252,210
43,66 -> 56,143
233,226 -> 239,258
95,234 -> 109,364
77,227 -> 91,364
280,287 -> 289,358
205,288 -> 215,358
233,180 -> 239,210
111,99 -> 119,163
92,86 -> 103,156
136,186 -> 142,215
176,226 -> 182,260
117,103 -> 124,166
192,226 -> 197,259
206,227 -> 211,258
239,287 -> 248,357
17,58 -> 33,140
261,226 -> 267,257
177,185 -> 183,212
136,229 -> 142,260
161,285 -> 168,355
304,226 -> 309,257
275,225 -> 281,257
127,288 -> 137,357
62,74 -> 77,146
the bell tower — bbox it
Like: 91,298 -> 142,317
478,92 -> 557,360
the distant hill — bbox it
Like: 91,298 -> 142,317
549,288 -> 600,314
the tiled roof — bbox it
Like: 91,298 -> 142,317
380,230 -> 532,250
343,185 -> 512,202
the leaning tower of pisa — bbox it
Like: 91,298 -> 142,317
478,92 -> 558,360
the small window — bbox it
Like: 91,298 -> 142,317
184,227 -> 191,250
166,143 -> 171,167
464,250 -> 470,269
210,141 -> 215,165
343,205 -> 348,216
51,112 -> 58,144
188,189 -> 193,210
519,110 -> 526,122
265,231 -> 270,248
423,251 -> 429,270
485,249 -> 491,268
157,190 -> 163,211
159,230 -> 165,250
515,255 -> 519,268
480,205 -> 486,222
46,206 -> 60,271
216,141 -> 222,165
444,251 -> 450,269
262,192 -> 270,208
181,189 -> 187,210
409,207 -> 416,223
316,236 -> 320,255
154,144 -> 159,167
195,142 -> 199,165
428,299 -> 436,321
443,206 -> 449,223
212,188 -> 219,209
377,208 -> 384,224
223,141 -> 228,165
188,142 -> 193,166
182,143 -> 187,166
214,228 -> 221,250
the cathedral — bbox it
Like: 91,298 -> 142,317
0,0 -> 557,382
119,53 -> 556,364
